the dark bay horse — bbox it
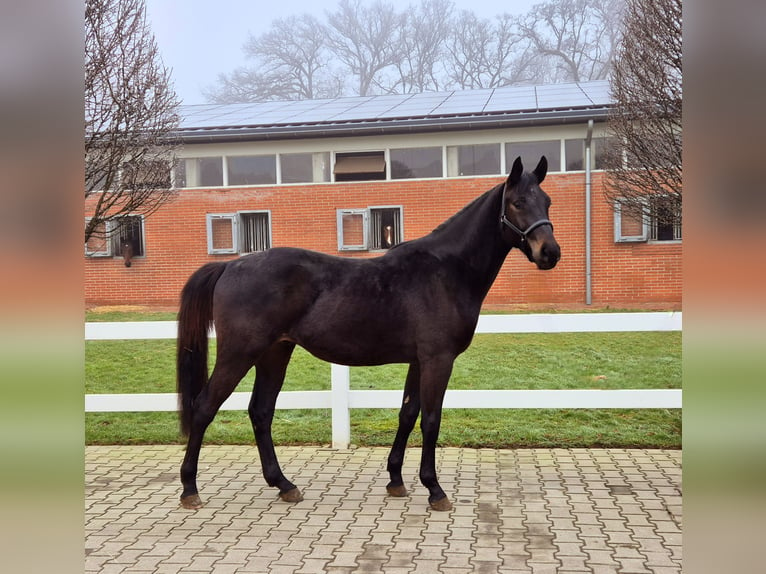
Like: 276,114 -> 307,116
177,156 -> 560,511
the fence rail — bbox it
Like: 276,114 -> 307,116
85,312 -> 682,448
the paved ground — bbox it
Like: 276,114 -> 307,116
85,445 -> 681,573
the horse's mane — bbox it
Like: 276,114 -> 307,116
386,183 -> 503,256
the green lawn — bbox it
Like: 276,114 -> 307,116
85,310 -> 681,448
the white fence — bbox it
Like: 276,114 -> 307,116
85,312 -> 682,448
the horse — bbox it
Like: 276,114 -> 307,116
121,241 -> 134,267
177,156 -> 560,512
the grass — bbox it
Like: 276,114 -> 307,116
85,310 -> 681,448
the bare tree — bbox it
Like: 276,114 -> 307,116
203,68 -> 292,104
603,0 -> 682,222
392,0 -> 453,93
444,11 -> 532,90
202,0 -> 628,103
325,0 -> 404,96
518,0 -> 623,83
206,14 -> 343,103
84,0 -> 180,243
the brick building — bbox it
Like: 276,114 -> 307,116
84,81 -> 681,310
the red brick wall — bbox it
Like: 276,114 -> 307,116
84,172 -> 681,309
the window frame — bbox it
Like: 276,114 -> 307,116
226,154 -> 277,186
614,197 -> 682,243
206,213 -> 238,254
446,143 -> 501,177
206,210 -> 273,255
333,151 -> 386,182
337,209 -> 369,251
84,215 -> 145,259
390,146 -> 443,180
238,210 -> 272,253
613,201 -> 649,243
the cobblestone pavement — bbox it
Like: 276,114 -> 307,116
85,445 -> 681,573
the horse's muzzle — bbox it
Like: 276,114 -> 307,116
533,239 -> 561,270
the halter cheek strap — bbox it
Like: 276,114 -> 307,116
499,186 -> 553,243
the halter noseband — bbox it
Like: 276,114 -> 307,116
499,186 -> 553,243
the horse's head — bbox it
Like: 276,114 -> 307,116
121,241 -> 134,268
500,156 -> 561,270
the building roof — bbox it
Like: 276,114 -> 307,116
176,80 -> 612,143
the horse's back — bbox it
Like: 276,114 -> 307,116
210,245 -> 476,364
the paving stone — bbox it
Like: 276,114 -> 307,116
85,446 -> 681,574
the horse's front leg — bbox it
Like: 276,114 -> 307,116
249,342 -> 303,502
386,362 -> 421,497
418,353 -> 455,511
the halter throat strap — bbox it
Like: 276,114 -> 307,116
499,186 -> 553,243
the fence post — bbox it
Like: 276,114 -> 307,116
331,363 -> 351,449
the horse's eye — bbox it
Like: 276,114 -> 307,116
513,200 -> 525,209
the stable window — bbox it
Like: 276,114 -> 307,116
85,215 -> 144,258
446,144 -> 500,176
227,155 -> 276,186
207,211 -> 272,255
505,141 -> 561,173
337,206 -> 403,251
614,197 -> 682,243
390,147 -> 442,179
280,152 -> 331,183
614,202 -> 648,242
334,151 -> 386,182
649,197 -> 682,241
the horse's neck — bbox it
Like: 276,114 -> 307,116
428,185 -> 511,292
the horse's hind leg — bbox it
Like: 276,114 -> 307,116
248,341 -> 303,502
180,352 -> 253,509
386,362 -> 421,497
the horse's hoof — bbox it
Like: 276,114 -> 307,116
386,484 -> 408,497
429,496 -> 453,511
279,487 -> 304,503
180,494 -> 204,510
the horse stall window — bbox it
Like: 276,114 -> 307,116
109,216 -> 144,258
614,201 -> 648,242
206,212 -> 272,254
227,155 -> 276,186
337,207 -> 402,251
390,147 -> 442,179
207,214 -> 237,254
238,211 -> 271,253
369,207 -> 402,250
446,144 -> 500,176
649,197 -> 682,241
337,209 -> 368,250
505,141 -> 562,173
333,151 -> 386,182
280,152 -> 331,183
85,219 -> 109,256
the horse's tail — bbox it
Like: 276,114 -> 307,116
177,262 -> 227,436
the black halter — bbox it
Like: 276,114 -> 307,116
499,186 -> 553,243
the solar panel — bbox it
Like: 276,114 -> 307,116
177,80 -> 611,130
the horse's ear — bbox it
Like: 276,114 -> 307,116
533,156 -> 547,184
507,156 -> 523,188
